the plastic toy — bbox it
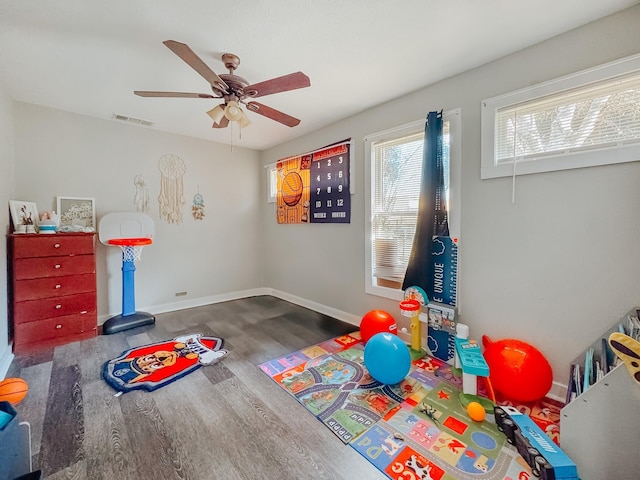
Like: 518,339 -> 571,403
608,332 -> 640,385
360,310 -> 397,344
400,299 -> 426,360
0,378 -> 28,405
495,406 -> 578,480
401,285 -> 429,360
364,332 -> 411,385
466,401 -> 485,422
482,335 -> 553,403
99,212 -> 156,334
454,323 -> 494,412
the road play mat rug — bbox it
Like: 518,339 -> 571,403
260,332 -> 562,480
103,333 -> 228,393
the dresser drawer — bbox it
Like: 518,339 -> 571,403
13,312 -> 96,345
11,234 -> 95,259
13,292 -> 97,324
13,273 -> 96,302
13,254 -> 95,280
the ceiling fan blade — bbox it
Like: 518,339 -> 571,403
244,72 -> 310,98
134,91 -> 218,99
163,40 -> 229,93
212,116 -> 229,128
246,101 -> 301,127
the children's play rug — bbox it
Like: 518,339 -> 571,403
260,332 -> 562,480
103,333 -> 228,393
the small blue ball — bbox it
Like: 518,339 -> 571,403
364,332 -> 411,385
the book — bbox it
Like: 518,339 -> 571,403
627,314 -> 640,340
565,364 -> 576,404
573,363 -> 582,397
424,302 -> 457,364
582,348 -> 593,393
602,337 -> 615,374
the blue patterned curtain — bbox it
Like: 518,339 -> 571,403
402,110 -> 449,292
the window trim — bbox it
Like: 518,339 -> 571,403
267,164 -> 278,203
364,109 -> 461,300
481,53 -> 640,179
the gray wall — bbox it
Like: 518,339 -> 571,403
12,104 -> 263,322
0,79 -> 15,376
260,6 -> 640,381
2,6 -> 639,386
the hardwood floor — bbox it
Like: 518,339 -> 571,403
8,296 -> 386,480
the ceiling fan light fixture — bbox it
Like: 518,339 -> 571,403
224,101 -> 243,122
207,105 -> 226,124
238,111 -> 251,129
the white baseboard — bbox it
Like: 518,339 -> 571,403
547,380 -> 568,403
0,343 -> 15,380
97,288 -> 570,401
98,287 -> 272,325
269,289 -> 362,327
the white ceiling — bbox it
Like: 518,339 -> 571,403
0,1 -> 637,150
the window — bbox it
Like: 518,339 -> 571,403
482,54 -> 640,179
267,164 -> 278,202
365,109 -> 461,300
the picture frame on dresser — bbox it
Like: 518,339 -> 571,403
56,196 -> 96,229
8,200 -> 39,233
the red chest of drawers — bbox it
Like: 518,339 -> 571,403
8,233 -> 97,353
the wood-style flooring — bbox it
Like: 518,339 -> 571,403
7,296 -> 386,480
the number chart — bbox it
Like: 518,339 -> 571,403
276,141 -> 351,224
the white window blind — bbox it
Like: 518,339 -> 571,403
370,123 -> 450,287
497,72 -> 640,163
482,53 -> 640,179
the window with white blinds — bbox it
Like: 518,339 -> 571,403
365,111 -> 460,299
371,131 -> 425,287
482,54 -> 640,179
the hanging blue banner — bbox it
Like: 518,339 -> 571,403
427,236 -> 458,307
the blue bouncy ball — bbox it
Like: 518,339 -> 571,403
364,332 -> 411,385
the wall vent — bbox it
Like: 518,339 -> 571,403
112,113 -> 155,127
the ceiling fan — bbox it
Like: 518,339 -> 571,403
134,40 -> 311,129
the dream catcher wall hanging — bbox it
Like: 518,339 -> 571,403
192,186 -> 205,220
133,174 -> 150,213
158,154 -> 186,224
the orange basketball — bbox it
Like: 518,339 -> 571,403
281,172 -> 303,206
0,378 -> 28,405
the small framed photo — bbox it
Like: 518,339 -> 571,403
57,196 -> 96,229
9,200 -> 39,233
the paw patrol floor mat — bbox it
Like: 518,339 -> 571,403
103,333 -> 228,393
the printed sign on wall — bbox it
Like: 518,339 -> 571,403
276,141 -> 351,224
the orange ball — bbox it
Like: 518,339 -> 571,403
360,310 -> 397,344
0,377 -> 28,405
467,401 -> 486,422
482,336 -> 553,403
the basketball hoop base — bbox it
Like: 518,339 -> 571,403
102,311 -> 156,335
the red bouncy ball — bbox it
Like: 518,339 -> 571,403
360,310 -> 397,344
482,335 -> 553,403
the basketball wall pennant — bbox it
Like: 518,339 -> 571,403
103,333 -> 228,393
276,140 -> 351,224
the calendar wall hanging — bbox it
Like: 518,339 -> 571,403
275,140 -> 351,224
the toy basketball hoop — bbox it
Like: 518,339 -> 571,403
99,212 -> 155,335
108,237 -> 152,263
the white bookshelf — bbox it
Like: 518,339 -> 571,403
560,307 -> 640,480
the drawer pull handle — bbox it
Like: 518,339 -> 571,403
55,284 -> 61,289
56,324 -> 62,329
55,304 -> 62,309
54,243 -> 61,248
80,310 -> 88,314
54,264 -> 61,269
